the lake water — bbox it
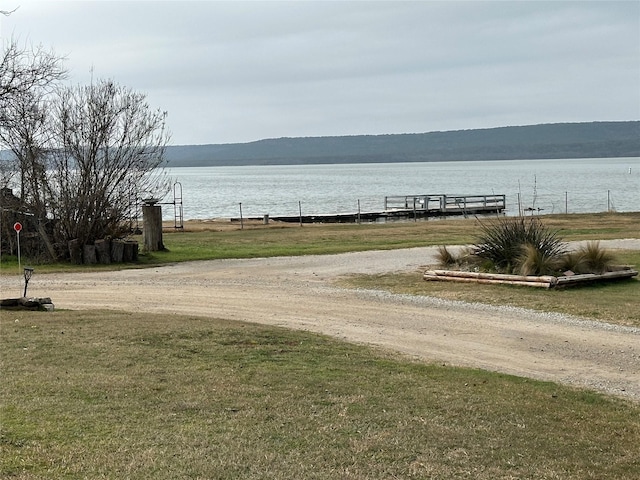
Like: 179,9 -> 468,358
164,157 -> 639,220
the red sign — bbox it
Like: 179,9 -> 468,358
13,222 -> 22,233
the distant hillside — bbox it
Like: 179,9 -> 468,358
164,121 -> 640,167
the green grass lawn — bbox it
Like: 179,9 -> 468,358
1,310 -> 639,479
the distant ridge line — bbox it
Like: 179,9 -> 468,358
164,121 -> 640,167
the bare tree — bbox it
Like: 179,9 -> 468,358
0,81 -> 58,258
1,38 -> 65,258
0,38 -> 65,187
48,79 -> 171,255
1,38 -> 170,262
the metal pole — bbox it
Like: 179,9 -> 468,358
16,230 -> 21,273
357,199 -> 361,224
565,191 -> 568,214
299,201 -> 303,227
239,202 -> 243,230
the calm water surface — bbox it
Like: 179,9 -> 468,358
165,158 -> 639,220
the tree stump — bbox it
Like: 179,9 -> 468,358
95,238 -> 111,264
111,239 -> 125,263
143,204 -> 164,251
68,239 -> 82,264
123,240 -> 138,262
83,244 -> 97,264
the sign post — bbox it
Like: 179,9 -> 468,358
13,222 -> 22,272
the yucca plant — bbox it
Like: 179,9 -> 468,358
473,216 -> 566,274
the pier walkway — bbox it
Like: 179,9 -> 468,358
267,194 -> 506,224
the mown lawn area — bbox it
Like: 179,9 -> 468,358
1,310 -> 638,479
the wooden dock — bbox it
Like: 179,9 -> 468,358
384,194 -> 506,217
265,194 -> 506,224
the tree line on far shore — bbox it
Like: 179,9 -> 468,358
164,121 -> 640,167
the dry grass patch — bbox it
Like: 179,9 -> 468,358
1,309 -> 639,479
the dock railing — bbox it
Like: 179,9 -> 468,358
384,194 -> 506,214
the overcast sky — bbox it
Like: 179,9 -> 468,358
1,1 -> 639,145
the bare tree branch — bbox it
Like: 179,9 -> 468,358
1,7 -> 20,16
0,39 -> 66,130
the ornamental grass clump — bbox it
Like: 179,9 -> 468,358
473,217 -> 567,275
517,243 -> 564,276
436,245 -> 457,267
436,246 -> 479,271
561,241 -> 616,274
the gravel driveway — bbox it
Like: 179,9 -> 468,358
3,239 -> 639,401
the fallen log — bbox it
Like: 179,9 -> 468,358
423,271 -> 553,288
554,269 -> 638,287
423,269 -> 638,289
426,269 -> 556,284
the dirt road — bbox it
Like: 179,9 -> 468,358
4,239 -> 639,401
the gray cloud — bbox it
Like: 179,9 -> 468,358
2,0 -> 638,145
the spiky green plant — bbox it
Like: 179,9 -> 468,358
473,217 -> 566,274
